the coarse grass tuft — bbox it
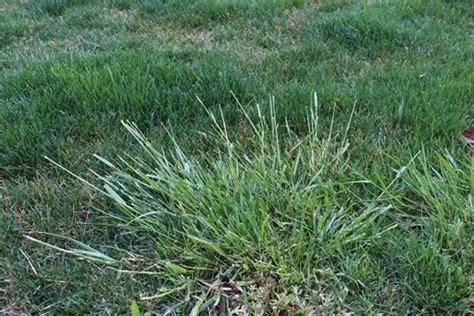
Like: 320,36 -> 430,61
37,96 -> 394,312
31,96 -> 472,313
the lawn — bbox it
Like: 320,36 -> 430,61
0,0 -> 473,313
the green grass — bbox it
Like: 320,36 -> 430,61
1,0 -> 473,313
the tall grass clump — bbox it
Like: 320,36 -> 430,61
379,152 -> 473,312
38,95 -> 397,313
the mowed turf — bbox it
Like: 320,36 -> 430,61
0,0 -> 473,313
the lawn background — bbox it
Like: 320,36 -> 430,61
0,0 -> 473,313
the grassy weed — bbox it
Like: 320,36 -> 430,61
29,98 -> 473,313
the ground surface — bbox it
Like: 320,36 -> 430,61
0,0 -> 473,313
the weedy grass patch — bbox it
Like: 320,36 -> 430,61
27,97 -> 473,313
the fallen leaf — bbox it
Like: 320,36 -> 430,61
460,126 -> 474,145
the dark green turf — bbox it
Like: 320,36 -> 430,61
1,0 -> 472,313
